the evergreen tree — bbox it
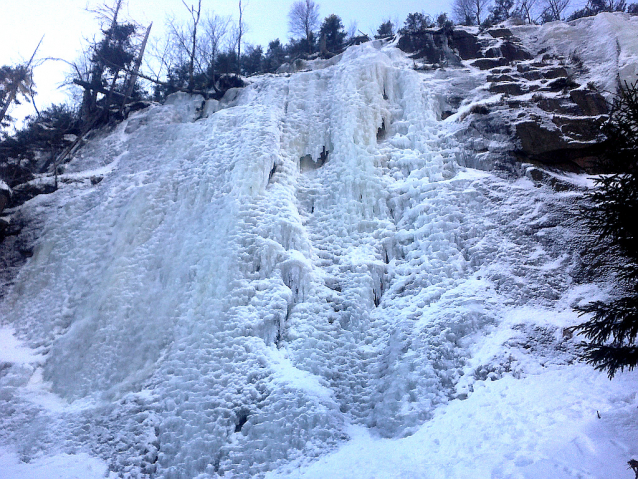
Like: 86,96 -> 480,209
319,14 -> 346,53
489,0 -> 516,22
399,13 -> 435,34
573,81 -> 638,378
264,39 -> 286,73
241,45 -> 263,76
376,20 -> 394,38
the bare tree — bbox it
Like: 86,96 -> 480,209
119,22 -> 152,112
288,0 -> 320,53
237,0 -> 247,75
0,37 -> 42,129
168,0 -> 202,92
453,0 -> 490,24
144,35 -> 175,86
541,0 -> 570,20
200,13 -> 231,91
515,0 -> 540,22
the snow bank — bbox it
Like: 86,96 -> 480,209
0,447 -> 113,479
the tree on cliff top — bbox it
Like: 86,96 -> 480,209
319,14 -> 346,54
288,0 -> 320,54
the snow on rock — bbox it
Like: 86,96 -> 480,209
1,20 -> 638,479
513,13 -> 638,95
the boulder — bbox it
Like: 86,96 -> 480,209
500,41 -> 533,61
10,179 -> 56,208
542,67 -> 568,79
449,29 -> 481,60
489,82 -> 527,95
569,89 -> 609,115
487,74 -> 518,82
470,58 -> 509,70
516,121 -> 569,156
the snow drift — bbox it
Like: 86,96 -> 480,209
1,13 -> 638,479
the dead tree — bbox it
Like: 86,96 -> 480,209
168,0 -> 202,92
237,0 -> 246,75
120,22 -> 152,113
0,37 -> 43,128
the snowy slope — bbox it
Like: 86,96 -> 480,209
513,12 -> 638,95
1,15 -> 638,479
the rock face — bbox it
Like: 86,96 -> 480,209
397,29 -> 462,66
397,23 -> 614,172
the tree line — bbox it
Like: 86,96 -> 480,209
453,0 -> 637,27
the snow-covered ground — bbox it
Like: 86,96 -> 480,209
1,14 -> 637,479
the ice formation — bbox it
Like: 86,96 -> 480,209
1,14 -> 638,479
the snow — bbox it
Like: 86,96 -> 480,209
266,367 -> 638,479
0,179 -> 10,194
1,14 -> 638,478
513,13 -> 638,96
0,447 -> 114,479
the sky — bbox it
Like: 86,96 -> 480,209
0,0 -> 452,126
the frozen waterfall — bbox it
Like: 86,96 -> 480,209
1,31 -> 638,479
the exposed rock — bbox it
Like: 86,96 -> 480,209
569,89 -> 609,115
489,82 -> 528,95
543,67 -> 568,79
10,179 -> 57,208
0,191 -> 9,216
484,47 -> 503,58
516,121 -> 569,155
471,58 -> 509,70
521,70 -> 543,80
469,104 -> 490,115
488,28 -> 514,38
500,42 -> 533,61
533,95 -> 579,114
544,77 -> 579,92
552,115 -> 604,141
397,31 -> 461,65
515,120 -> 605,169
449,29 -> 481,60
487,74 -> 518,82
525,166 -> 578,192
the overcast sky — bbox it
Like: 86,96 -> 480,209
0,0 -> 453,125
